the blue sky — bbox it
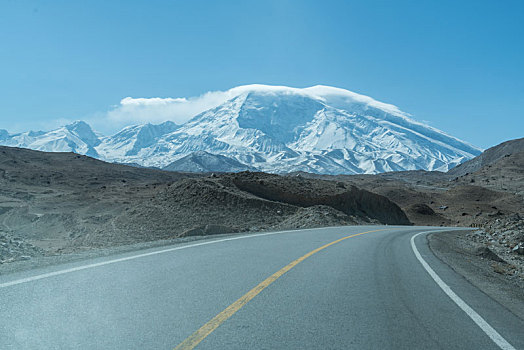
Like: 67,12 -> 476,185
1,0 -> 523,149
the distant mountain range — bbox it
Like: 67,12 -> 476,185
163,151 -> 255,173
0,85 -> 482,174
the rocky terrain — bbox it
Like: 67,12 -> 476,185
0,146 -> 408,266
294,171 -> 522,228
448,137 -> 524,177
428,227 -> 524,321
427,212 -> 524,319
0,146 -> 189,264
466,214 -> 524,276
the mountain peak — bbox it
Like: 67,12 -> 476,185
63,121 -> 100,148
0,85 -> 482,174
65,120 -> 91,128
163,151 -> 255,173
225,84 -> 407,118
65,120 -> 95,135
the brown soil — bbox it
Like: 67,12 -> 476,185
231,172 -> 410,225
0,146 -> 408,264
291,168 -> 523,228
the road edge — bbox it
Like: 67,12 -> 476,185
427,230 -> 524,321
411,230 -> 516,350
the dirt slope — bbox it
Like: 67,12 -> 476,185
0,146 -> 409,264
231,172 -> 410,225
448,137 -> 524,177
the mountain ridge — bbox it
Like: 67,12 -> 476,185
163,151 -> 255,173
448,137 -> 524,176
0,84 -> 482,174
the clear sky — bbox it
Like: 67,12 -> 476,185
1,0 -> 523,149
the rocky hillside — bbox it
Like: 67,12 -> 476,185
231,172 -> 409,225
453,150 -> 524,197
0,146 -> 409,264
448,137 -> 524,176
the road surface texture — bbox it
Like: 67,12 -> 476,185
1,226 -> 523,349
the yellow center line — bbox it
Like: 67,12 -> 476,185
174,228 -> 385,350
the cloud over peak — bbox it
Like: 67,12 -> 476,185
120,97 -> 188,106
92,84 -> 407,135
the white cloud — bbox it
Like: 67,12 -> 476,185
2,84 -> 415,137
89,84 -> 409,135
120,97 -> 188,106
97,85 -> 320,133
95,89 -> 244,134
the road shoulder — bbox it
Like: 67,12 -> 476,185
428,230 -> 524,321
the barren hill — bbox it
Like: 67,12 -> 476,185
0,146 -> 408,264
448,137 -> 524,177
290,136 -> 524,228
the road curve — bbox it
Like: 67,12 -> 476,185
0,226 -> 523,349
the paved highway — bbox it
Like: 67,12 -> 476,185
1,226 -> 523,349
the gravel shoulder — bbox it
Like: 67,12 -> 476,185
0,232 -> 231,275
0,229 -> 293,276
428,230 -> 524,321
0,224 -> 372,276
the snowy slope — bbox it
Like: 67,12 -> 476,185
0,121 -> 101,157
0,85 -> 482,174
163,151 -> 255,173
96,121 -> 179,159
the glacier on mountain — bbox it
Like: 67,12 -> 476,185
0,85 -> 482,174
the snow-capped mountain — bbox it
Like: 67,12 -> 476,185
0,85 -> 482,174
96,121 -> 179,159
163,151 -> 256,173
0,121 -> 101,157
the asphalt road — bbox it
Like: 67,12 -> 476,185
1,226 -> 523,349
